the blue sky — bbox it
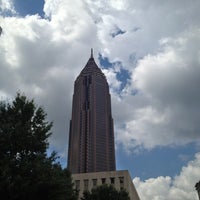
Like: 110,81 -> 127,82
14,0 -> 45,16
1,1 -> 200,199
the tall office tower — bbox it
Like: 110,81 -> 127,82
67,49 -> 116,174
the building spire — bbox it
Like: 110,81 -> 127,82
91,48 -> 93,58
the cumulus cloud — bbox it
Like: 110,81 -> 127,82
0,0 -> 16,15
0,0 -> 99,160
1,0 -> 200,160
86,0 -> 200,68
133,152 -> 200,200
115,26 -> 200,151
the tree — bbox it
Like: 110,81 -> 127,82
0,93 -> 78,200
81,184 -> 130,200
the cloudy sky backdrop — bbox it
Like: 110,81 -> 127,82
0,0 -> 200,199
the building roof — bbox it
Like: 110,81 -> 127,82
79,49 -> 104,77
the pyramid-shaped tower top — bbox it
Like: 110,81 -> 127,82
79,49 -> 104,76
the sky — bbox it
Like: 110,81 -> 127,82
0,0 -> 200,199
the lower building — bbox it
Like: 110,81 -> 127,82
72,170 -> 140,200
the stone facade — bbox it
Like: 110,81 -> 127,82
72,170 -> 140,200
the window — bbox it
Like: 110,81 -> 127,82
110,177 -> 115,185
75,180 -> 80,190
101,178 -> 106,184
119,177 -> 124,190
84,179 -> 89,191
92,179 -> 97,187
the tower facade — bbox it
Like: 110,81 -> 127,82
67,50 -> 116,174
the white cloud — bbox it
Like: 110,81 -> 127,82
133,152 -> 200,200
1,0 -> 200,159
0,0 -> 16,15
86,0 -> 200,68
117,27 -> 200,150
0,0 -> 100,159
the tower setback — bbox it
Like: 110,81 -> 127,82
67,50 -> 116,174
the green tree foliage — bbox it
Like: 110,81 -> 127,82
0,93 -> 78,200
81,184 -> 130,200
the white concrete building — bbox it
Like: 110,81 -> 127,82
72,170 -> 140,200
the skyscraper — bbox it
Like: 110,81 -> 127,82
67,49 -> 116,174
